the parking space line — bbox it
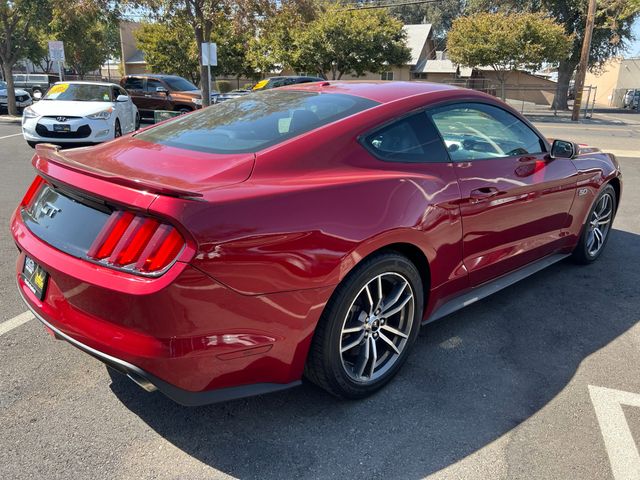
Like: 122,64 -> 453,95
589,385 -> 640,480
0,311 -> 33,337
0,133 -> 22,140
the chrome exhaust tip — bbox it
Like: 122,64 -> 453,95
127,372 -> 158,392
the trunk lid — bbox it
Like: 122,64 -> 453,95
35,135 -> 255,198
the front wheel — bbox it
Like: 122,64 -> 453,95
572,184 -> 616,264
114,119 -> 122,138
305,252 -> 423,399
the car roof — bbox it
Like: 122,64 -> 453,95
282,80 -> 462,104
52,80 -> 121,88
125,74 -> 183,79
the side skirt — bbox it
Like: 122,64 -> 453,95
424,253 -> 570,325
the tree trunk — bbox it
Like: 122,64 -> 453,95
554,60 -> 577,111
194,27 -> 210,107
2,62 -> 17,116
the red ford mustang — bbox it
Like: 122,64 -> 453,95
11,82 -> 622,405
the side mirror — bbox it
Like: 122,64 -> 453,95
116,94 -> 129,102
550,139 -> 578,159
156,86 -> 168,94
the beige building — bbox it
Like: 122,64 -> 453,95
585,57 -> 640,107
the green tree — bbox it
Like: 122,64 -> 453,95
135,19 -> 201,83
448,11 -> 571,99
468,0 -> 640,109
50,1 -> 119,78
0,0 -> 44,115
252,2 -> 411,80
136,14 -> 252,86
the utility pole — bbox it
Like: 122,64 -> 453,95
571,0 -> 597,121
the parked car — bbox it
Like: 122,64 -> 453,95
622,89 -> 639,109
252,75 -> 324,91
13,73 -> 58,99
120,74 -> 217,118
22,81 -> 139,147
12,81 -> 621,406
0,80 -> 33,112
211,89 -> 252,104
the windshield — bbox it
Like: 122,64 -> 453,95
43,83 -> 112,102
163,77 -> 198,91
135,90 -> 379,154
0,81 -> 6,89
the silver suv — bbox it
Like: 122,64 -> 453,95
623,89 -> 639,110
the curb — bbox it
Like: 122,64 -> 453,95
0,116 -> 22,124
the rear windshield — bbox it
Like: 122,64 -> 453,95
135,90 -> 379,153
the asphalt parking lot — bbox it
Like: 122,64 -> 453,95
0,114 -> 639,479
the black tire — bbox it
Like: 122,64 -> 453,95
27,141 -> 37,148
114,119 -> 122,138
178,107 -> 192,114
135,112 -> 140,130
305,252 -> 424,399
572,184 -> 617,264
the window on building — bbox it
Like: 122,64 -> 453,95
380,71 -> 394,81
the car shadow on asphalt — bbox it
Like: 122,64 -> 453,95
109,228 -> 639,479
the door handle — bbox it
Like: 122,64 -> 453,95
470,187 -> 500,201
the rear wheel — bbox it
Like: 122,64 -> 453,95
572,184 -> 616,264
305,252 -> 423,399
178,107 -> 192,114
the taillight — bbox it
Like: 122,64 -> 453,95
87,210 -> 185,275
21,176 -> 45,207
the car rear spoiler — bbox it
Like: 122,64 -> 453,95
33,144 -> 204,199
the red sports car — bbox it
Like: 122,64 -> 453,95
11,82 -> 622,405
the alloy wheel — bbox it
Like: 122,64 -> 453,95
339,272 -> 415,382
586,192 -> 613,257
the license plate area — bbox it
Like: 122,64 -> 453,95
53,124 -> 71,132
22,256 -> 49,300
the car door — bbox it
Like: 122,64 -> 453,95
144,78 -> 171,111
428,101 -> 578,286
122,76 -> 145,112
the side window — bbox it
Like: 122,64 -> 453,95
363,112 -> 450,163
429,103 -> 545,161
124,77 -> 143,91
145,79 -> 164,92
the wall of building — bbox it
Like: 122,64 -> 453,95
584,58 -> 623,106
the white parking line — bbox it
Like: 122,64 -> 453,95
0,133 -> 22,140
589,385 -> 640,480
0,311 -> 33,337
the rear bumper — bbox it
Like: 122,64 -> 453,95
12,206 -> 332,404
18,287 -> 300,406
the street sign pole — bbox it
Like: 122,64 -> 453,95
201,42 -> 217,106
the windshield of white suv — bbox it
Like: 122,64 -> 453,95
43,83 -> 112,102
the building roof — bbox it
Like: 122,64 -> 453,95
413,59 -> 474,77
402,24 -> 432,65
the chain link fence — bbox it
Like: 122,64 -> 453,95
439,78 -> 598,118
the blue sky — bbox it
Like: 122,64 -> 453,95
626,19 -> 640,57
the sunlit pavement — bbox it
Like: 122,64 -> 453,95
0,117 -> 638,480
